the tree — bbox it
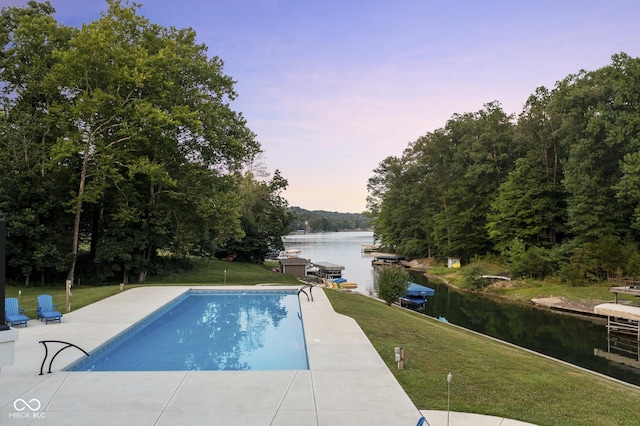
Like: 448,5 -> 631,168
219,167 -> 293,262
1,1 -> 262,285
377,266 -> 409,306
46,0 -> 261,283
488,87 -> 568,252
554,64 -> 632,243
0,1 -> 75,285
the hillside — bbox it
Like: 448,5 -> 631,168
289,207 -> 372,232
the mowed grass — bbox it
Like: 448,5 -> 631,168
325,289 -> 640,426
5,258 -> 300,318
145,258 -> 301,285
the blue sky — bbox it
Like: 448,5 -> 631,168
4,1 -> 640,212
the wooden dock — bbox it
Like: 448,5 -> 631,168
609,285 -> 640,303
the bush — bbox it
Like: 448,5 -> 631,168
461,264 -> 489,289
378,266 -> 410,305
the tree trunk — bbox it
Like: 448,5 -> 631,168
67,135 -> 92,285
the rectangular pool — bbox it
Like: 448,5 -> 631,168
67,289 -> 309,371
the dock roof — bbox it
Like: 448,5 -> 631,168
594,303 -> 640,321
313,262 -> 345,270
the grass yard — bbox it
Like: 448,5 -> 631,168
325,289 -> 640,426
5,258 -> 300,318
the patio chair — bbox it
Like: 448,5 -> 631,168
416,416 -> 430,426
37,294 -> 63,324
4,297 -> 30,327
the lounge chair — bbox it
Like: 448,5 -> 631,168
37,295 -> 63,324
4,297 -> 30,327
416,416 -> 430,426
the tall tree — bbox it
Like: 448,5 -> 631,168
487,88 -> 568,252
221,167 -> 293,262
0,1 -> 75,285
1,0 -> 262,284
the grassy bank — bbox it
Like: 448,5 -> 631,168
427,264 -> 640,306
325,289 -> 640,426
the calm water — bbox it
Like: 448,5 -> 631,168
283,231 -> 377,296
68,290 -> 308,371
284,232 -> 640,386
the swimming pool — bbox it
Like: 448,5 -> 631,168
67,289 -> 309,371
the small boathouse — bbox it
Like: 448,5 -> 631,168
278,258 -> 309,277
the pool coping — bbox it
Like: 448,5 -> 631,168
0,285 -> 424,425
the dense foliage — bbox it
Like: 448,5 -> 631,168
368,53 -> 640,282
377,266 -> 410,305
0,1 -> 292,285
288,207 -> 371,232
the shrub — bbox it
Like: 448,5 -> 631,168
377,266 -> 410,305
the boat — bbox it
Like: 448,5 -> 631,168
339,281 -> 358,289
332,277 -> 358,289
276,249 -> 302,260
322,277 -> 358,290
399,282 -> 435,307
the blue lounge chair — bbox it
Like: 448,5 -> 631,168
37,295 -> 63,324
5,297 -> 30,327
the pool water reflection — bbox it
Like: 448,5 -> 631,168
68,290 -> 308,371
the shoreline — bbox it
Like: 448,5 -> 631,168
424,272 -> 611,320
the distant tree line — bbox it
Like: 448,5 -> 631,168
0,1 -> 292,285
289,207 -> 372,233
368,53 -> 640,283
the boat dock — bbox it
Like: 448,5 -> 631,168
313,262 -> 345,280
609,285 -> 640,303
399,282 -> 435,308
371,253 -> 405,266
594,303 -> 640,341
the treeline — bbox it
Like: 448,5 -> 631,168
289,207 -> 371,232
368,53 -> 640,283
0,1 -> 292,286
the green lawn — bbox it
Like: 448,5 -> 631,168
5,258 -> 300,317
325,289 -> 640,426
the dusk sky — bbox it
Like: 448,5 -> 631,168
4,1 -> 640,212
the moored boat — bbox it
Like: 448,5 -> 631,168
399,282 -> 435,308
322,277 -> 358,290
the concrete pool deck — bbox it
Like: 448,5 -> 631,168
1,286 -> 534,425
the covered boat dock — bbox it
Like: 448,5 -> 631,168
399,282 -> 435,308
313,262 -> 345,280
594,303 -> 640,341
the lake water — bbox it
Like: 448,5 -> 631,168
284,231 -> 640,387
283,231 -> 378,296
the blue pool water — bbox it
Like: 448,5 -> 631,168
67,290 -> 309,371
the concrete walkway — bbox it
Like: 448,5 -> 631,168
1,286 -> 536,425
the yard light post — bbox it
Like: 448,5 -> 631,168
447,372 -> 452,426
224,269 -> 226,285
